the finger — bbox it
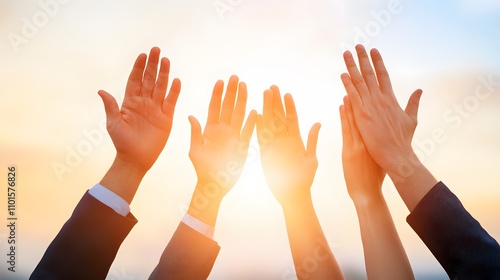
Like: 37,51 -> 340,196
340,73 -> 363,109
344,95 -> 362,144
98,90 -> 120,127
339,104 -> 353,147
206,80 -> 224,125
271,86 -> 287,136
306,122 -> 321,159
230,82 -> 248,130
355,44 -> 379,95
370,48 -> 394,96
256,114 -> 264,147
188,115 -> 203,153
405,89 -> 423,123
220,75 -> 239,125
162,78 -> 181,118
284,93 -> 300,137
141,47 -> 161,98
153,57 -> 171,104
271,85 -> 285,120
124,53 -> 147,99
343,50 -> 371,102
262,89 -> 273,128
256,113 -> 271,153
241,110 -> 257,144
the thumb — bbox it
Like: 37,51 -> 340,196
188,116 -> 202,152
98,90 -> 120,125
306,122 -> 321,159
405,89 -> 423,123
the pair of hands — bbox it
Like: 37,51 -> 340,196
340,45 -> 424,205
189,78 -> 322,210
186,80 -> 321,216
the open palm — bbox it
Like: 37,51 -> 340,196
98,47 -> 181,173
188,75 -> 256,197
257,86 -> 321,206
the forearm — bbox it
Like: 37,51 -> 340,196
187,181 -> 223,227
353,195 -> 414,280
100,156 -> 147,205
388,152 -> 438,212
282,197 -> 344,280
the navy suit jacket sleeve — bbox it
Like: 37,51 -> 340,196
407,181 -> 500,279
30,191 -> 137,280
149,222 -> 221,280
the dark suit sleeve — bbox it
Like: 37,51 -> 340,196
30,191 -> 137,280
407,181 -> 500,279
149,222 -> 221,280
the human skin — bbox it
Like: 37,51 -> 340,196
98,47 -> 181,204
257,86 -> 344,279
340,95 -> 414,280
186,75 -> 257,227
341,44 -> 437,212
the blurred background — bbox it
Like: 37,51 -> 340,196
1,0 -> 499,279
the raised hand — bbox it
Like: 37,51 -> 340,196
187,75 -> 257,226
256,86 -> 344,279
256,86 -> 320,206
340,44 -> 437,211
99,47 -> 181,203
341,45 -> 421,179
340,96 -> 414,280
99,47 -> 181,172
340,95 -> 384,202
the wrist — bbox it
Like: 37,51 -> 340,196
187,181 -> 224,227
386,150 -> 421,180
100,156 -> 147,204
281,193 -> 314,215
115,153 -> 151,174
351,192 -> 385,209
387,153 -> 438,211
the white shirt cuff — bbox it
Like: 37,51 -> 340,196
182,213 -> 215,240
88,183 -> 130,217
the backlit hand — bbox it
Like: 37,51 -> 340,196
256,86 -> 321,207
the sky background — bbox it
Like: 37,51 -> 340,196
1,0 -> 500,279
